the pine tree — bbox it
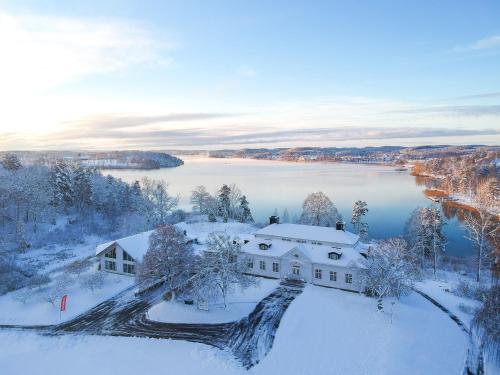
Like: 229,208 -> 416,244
49,161 -> 74,209
282,208 -> 290,223
218,184 -> 231,222
351,200 -> 369,238
73,166 -> 93,213
238,195 -> 253,223
0,154 -> 22,171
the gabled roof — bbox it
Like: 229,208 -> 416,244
95,230 -> 154,261
255,223 -> 359,246
242,237 -> 365,268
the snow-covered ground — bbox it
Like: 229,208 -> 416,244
0,332 -> 242,375
0,272 -> 134,325
416,277 -> 480,327
0,283 -> 468,375
148,278 -> 279,324
253,285 -> 468,375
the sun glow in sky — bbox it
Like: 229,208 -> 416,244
0,0 -> 499,150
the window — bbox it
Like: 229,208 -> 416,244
123,251 -> 134,262
229,254 -> 237,263
330,271 -> 337,281
345,273 -> 353,284
259,243 -> 269,250
273,262 -> 279,272
105,247 -> 116,259
247,259 -> 254,269
296,239 -> 306,243
259,260 -> 266,271
328,252 -> 341,260
123,263 -> 135,274
292,265 -> 300,275
315,269 -> 322,279
104,260 -> 116,271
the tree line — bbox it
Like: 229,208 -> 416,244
0,153 -> 180,294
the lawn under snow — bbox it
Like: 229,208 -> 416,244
416,277 -> 481,327
0,332 -> 242,375
148,278 -> 279,324
0,283 -> 468,375
0,272 -> 133,325
252,285 -> 468,375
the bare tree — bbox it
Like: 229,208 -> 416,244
136,225 -> 195,299
193,232 -> 255,308
462,181 -> 498,282
300,192 -> 339,227
363,237 -> 420,305
190,185 -> 210,213
79,272 -> 106,293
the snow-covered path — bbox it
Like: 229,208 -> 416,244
0,283 -> 303,368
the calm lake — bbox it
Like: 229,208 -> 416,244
104,157 -> 472,257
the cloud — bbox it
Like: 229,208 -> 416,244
237,65 -> 258,77
0,11 -> 171,96
63,113 -> 235,131
27,121 -> 499,149
389,104 -> 500,117
454,35 -> 500,52
441,92 -> 500,101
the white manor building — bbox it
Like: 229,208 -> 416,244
95,220 -> 369,293
241,222 -> 368,292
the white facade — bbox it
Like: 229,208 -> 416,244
242,223 -> 367,292
96,243 -> 137,276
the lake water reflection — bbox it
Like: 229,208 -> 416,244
104,157 -> 472,257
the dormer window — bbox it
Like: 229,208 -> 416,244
259,240 -> 272,250
328,251 -> 342,260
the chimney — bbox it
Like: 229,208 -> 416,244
270,215 -> 280,225
335,221 -> 345,231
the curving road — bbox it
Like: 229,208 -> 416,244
1,283 -> 303,369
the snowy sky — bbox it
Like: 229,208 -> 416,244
0,0 -> 499,150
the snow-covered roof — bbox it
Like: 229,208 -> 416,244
242,237 -> 365,268
95,230 -> 154,261
95,220 -> 259,261
254,223 -> 359,246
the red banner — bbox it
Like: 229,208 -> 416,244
60,295 -> 68,312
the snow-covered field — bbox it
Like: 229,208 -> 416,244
0,284 -> 468,375
416,277 -> 480,327
255,285 -> 467,375
148,278 -> 279,324
0,272 -> 134,325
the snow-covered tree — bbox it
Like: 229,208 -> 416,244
218,184 -> 231,222
190,185 -> 210,213
462,181 -> 498,282
136,225 -> 195,298
282,208 -> 290,223
300,192 -> 339,226
0,153 -> 22,171
193,232 -> 255,308
228,184 -> 243,219
49,161 -> 74,209
238,195 -> 253,223
73,166 -> 93,214
140,178 -> 179,226
363,237 -> 419,305
44,274 -> 74,306
79,272 -> 106,293
424,206 -> 446,276
351,200 -> 369,238
404,206 -> 446,274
